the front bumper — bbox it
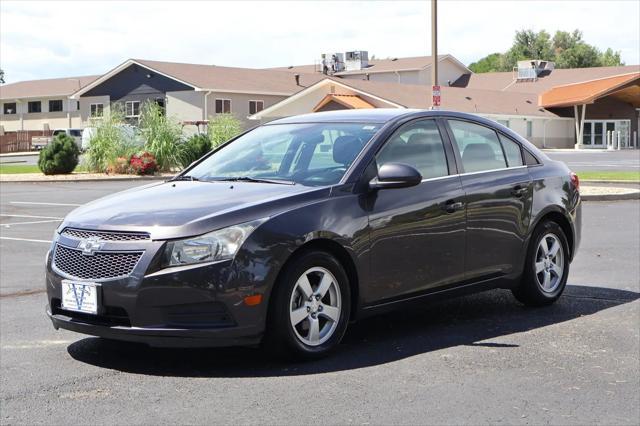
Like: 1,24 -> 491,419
45,235 -> 271,347
46,306 -> 262,347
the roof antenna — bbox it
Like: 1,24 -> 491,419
294,74 -> 300,86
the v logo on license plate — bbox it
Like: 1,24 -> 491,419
71,283 -> 89,309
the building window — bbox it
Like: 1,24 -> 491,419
125,101 -> 140,118
215,99 -> 231,114
249,100 -> 264,115
526,120 -> 533,138
497,119 -> 509,128
90,103 -> 104,118
49,99 -> 63,112
76,101 -> 80,110
3,103 -> 16,115
28,101 -> 41,113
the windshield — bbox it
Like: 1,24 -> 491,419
187,122 -> 382,186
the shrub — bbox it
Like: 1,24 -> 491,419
37,134 -> 80,175
208,113 -> 242,149
179,133 -> 211,168
129,152 -> 157,175
85,104 -> 135,173
139,102 -> 183,171
106,156 -> 131,175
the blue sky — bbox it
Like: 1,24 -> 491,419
1,0 -> 638,83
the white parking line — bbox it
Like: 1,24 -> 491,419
10,201 -> 82,207
0,237 -> 51,244
0,214 -> 63,220
3,219 -> 61,227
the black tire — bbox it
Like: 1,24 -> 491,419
265,250 -> 351,360
512,220 -> 570,307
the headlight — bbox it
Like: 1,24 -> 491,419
163,218 -> 267,267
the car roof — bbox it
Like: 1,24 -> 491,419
265,109 -> 507,125
267,109 -> 424,124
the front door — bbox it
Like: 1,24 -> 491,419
446,119 -> 533,281
366,119 -> 466,304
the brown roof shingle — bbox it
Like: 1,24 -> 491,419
331,78 -> 558,117
133,59 -> 326,94
453,65 -> 640,95
267,55 -> 456,76
0,75 -> 99,100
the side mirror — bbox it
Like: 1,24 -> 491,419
369,163 -> 422,190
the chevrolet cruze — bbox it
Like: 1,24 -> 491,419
46,109 -> 581,359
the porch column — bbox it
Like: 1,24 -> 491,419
574,104 -> 587,149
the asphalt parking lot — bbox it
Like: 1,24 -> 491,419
1,181 -> 639,425
545,149 -> 640,172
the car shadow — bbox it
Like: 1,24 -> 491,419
67,284 -> 639,377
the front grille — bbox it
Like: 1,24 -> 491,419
61,228 -> 150,242
53,244 -> 143,280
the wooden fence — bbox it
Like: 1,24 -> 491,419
0,131 -> 52,153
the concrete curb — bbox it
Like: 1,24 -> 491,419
581,179 -> 640,184
0,175 -> 171,183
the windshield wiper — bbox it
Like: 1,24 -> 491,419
170,175 -> 200,182
211,176 -> 295,185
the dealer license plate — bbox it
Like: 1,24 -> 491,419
61,280 -> 99,314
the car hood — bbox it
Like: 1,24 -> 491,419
61,181 -> 330,239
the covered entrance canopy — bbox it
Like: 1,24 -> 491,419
540,72 -> 640,149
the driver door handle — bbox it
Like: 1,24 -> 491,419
511,185 -> 527,198
444,200 -> 465,213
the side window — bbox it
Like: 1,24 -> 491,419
448,120 -> 507,173
376,119 -> 448,179
498,134 -> 524,167
524,149 -> 540,165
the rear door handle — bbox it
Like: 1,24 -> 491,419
511,185 -> 527,198
444,200 -> 464,213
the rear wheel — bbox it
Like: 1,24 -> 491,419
512,220 -> 570,306
266,250 -> 351,360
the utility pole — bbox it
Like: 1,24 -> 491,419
431,0 -> 440,110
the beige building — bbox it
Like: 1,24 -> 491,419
0,75 -> 98,132
1,54 -> 638,151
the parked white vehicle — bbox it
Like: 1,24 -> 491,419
31,129 -> 83,150
81,124 -> 142,151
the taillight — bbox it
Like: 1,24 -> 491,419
570,172 -> 580,192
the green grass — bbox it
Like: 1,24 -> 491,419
0,164 -> 88,174
578,171 -> 640,182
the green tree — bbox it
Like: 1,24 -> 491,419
0,68 -> 4,84
469,29 -> 624,72
208,113 -> 243,149
468,53 -> 505,73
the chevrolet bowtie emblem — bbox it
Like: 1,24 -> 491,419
77,237 -> 104,256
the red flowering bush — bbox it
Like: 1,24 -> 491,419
129,152 -> 157,175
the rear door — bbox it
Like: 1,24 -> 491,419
445,119 -> 533,281
366,118 -> 466,304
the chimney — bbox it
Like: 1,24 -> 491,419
294,74 -> 300,86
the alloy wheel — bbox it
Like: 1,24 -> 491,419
289,266 -> 342,346
534,233 -> 564,293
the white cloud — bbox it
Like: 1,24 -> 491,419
0,0 -> 637,83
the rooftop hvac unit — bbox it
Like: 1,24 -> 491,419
320,53 -> 345,74
345,51 -> 369,71
515,60 -> 555,81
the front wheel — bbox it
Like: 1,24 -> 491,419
512,220 -> 570,306
265,250 -> 351,360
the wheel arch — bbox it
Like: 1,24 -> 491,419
530,208 -> 575,260
267,238 -> 361,323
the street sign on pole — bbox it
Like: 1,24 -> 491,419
432,84 -> 441,108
